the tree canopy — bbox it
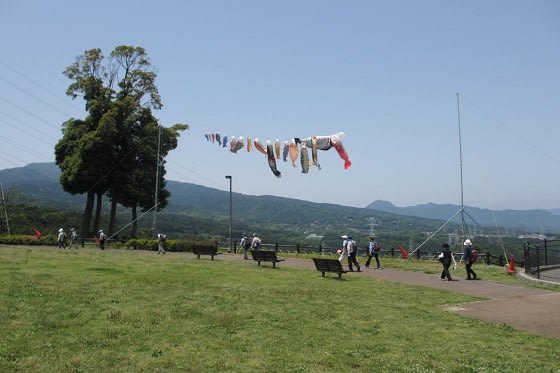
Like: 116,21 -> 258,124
55,45 -> 188,238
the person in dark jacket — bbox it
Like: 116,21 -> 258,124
439,243 -> 453,281
365,236 -> 382,269
462,239 -> 478,280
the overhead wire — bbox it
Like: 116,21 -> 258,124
462,94 -> 560,167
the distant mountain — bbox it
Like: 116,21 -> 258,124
2,163 -> 558,240
548,209 -> 560,216
0,163 -> 449,245
367,200 -> 560,232
0,163 -> 83,207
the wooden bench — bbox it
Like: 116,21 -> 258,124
192,246 -> 220,260
250,250 -> 285,268
312,258 -> 349,280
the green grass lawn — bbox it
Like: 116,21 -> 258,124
1,246 -> 559,372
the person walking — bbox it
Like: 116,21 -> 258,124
57,228 -> 67,249
157,232 -> 167,254
338,235 -> 349,261
346,235 -> 361,272
462,239 -> 478,280
439,243 -> 453,281
70,228 -> 79,249
99,229 -> 107,250
240,233 -> 251,260
251,233 -> 262,250
365,236 -> 382,269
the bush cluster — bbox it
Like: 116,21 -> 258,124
0,234 -> 57,246
123,238 -> 218,253
0,235 -> 217,253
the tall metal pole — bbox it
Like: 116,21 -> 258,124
152,125 -> 162,237
225,175 -> 232,253
456,92 -> 466,241
0,183 -> 10,235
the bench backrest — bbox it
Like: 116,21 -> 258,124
251,250 -> 277,261
193,246 -> 218,255
313,258 -> 344,272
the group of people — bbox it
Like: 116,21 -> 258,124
239,233 -> 262,259
338,235 -> 382,272
56,228 -> 107,250
56,227 -> 79,249
439,239 -> 479,281
336,234 -> 479,281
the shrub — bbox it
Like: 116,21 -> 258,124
123,238 -> 217,253
0,234 -> 57,246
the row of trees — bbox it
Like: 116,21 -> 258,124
55,46 -> 188,238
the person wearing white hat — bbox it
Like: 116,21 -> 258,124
70,228 -> 79,249
57,228 -> 67,249
338,235 -> 349,262
240,233 -> 250,260
251,233 -> 262,250
157,232 -> 167,255
99,229 -> 107,250
345,235 -> 361,272
462,239 -> 478,280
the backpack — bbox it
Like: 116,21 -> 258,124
242,239 -> 251,249
252,238 -> 261,249
347,240 -> 356,253
470,248 -> 479,262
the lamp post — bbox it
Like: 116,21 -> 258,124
225,175 -> 232,253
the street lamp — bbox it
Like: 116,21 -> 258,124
225,175 -> 232,253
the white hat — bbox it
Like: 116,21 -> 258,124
99,229 -> 103,233
463,239 -> 472,246
341,235 -> 348,239
59,228 -> 63,232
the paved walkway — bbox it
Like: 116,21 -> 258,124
221,253 -> 560,339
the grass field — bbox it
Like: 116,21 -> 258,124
1,246 -> 559,372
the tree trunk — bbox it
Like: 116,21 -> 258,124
82,191 -> 95,238
108,199 -> 117,236
93,191 -> 103,234
131,203 -> 138,239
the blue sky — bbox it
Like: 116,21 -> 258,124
0,0 -> 558,210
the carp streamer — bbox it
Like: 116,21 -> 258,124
204,131 -> 351,177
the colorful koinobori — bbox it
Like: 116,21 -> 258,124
204,132 -> 352,177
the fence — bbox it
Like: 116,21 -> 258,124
524,239 -> 560,283
232,242 -> 512,267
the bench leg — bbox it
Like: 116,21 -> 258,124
272,262 -> 276,269
197,254 -> 201,259
321,272 -> 325,277
338,273 -> 343,280
211,255 -> 214,260
257,261 -> 261,266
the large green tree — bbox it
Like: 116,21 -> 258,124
56,46 -> 187,238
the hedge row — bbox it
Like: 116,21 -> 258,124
0,234 -> 57,246
0,235 -> 218,253
123,239 -> 218,253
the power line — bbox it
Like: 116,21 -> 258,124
0,58 -> 83,112
462,94 -> 560,167
0,74 -> 75,118
0,95 -> 61,132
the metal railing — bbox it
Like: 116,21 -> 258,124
232,242 -> 514,266
524,239 -> 560,282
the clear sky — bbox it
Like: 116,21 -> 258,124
0,0 -> 558,210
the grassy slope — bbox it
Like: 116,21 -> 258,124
1,246 -> 559,372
